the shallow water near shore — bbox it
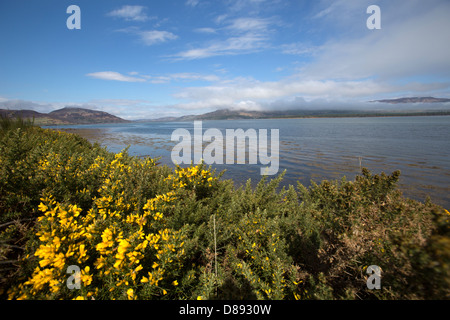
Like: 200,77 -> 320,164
47,116 -> 450,209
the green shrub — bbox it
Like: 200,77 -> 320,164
1,120 -> 449,299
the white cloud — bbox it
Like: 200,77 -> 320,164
304,0 -> 450,80
117,27 -> 178,46
234,100 -> 262,111
85,71 -> 220,85
100,0 -> 450,114
215,14 -> 228,24
0,97 -> 162,120
89,98 -> 153,107
225,17 -> 273,33
0,99 -> 56,113
147,72 -> 220,84
173,48 -> 215,60
225,0 -> 278,14
194,27 -> 217,34
172,17 -> 274,60
170,73 -> 220,82
185,0 -> 200,7
169,74 -> 450,113
107,5 -> 151,22
174,78 -> 390,103
139,30 -> 178,45
86,71 -> 147,83
281,42 -> 319,56
312,0 -> 365,20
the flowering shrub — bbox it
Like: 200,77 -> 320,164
7,157 -> 189,300
1,119 -> 449,299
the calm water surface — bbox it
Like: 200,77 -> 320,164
48,116 -> 450,208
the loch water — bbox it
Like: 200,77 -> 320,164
47,116 -> 450,208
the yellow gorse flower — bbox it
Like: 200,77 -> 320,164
127,288 -> 135,300
7,162 -> 217,300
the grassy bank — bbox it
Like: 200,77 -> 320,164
0,117 -> 449,300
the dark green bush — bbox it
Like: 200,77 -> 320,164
1,119 -> 449,299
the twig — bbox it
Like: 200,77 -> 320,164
0,218 -> 35,229
0,260 -> 19,265
0,243 -> 25,250
213,214 -> 218,298
213,214 -> 217,278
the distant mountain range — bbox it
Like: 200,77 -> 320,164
1,97 -> 449,124
147,96 -> 450,121
0,107 -> 129,125
370,96 -> 450,104
147,108 -> 450,122
146,108 -> 367,121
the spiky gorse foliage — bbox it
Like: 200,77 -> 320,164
1,120 -> 449,300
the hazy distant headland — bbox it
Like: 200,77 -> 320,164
370,96 -> 450,104
1,96 -> 450,124
147,107 -> 450,122
141,96 -> 450,122
0,106 -> 130,125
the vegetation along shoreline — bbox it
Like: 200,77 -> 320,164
0,117 -> 449,300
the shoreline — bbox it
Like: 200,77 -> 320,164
49,123 -> 450,210
41,112 -> 450,125
147,111 -> 450,122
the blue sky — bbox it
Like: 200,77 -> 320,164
1,0 -> 450,119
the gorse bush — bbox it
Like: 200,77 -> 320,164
0,115 -> 35,133
1,119 -> 449,299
